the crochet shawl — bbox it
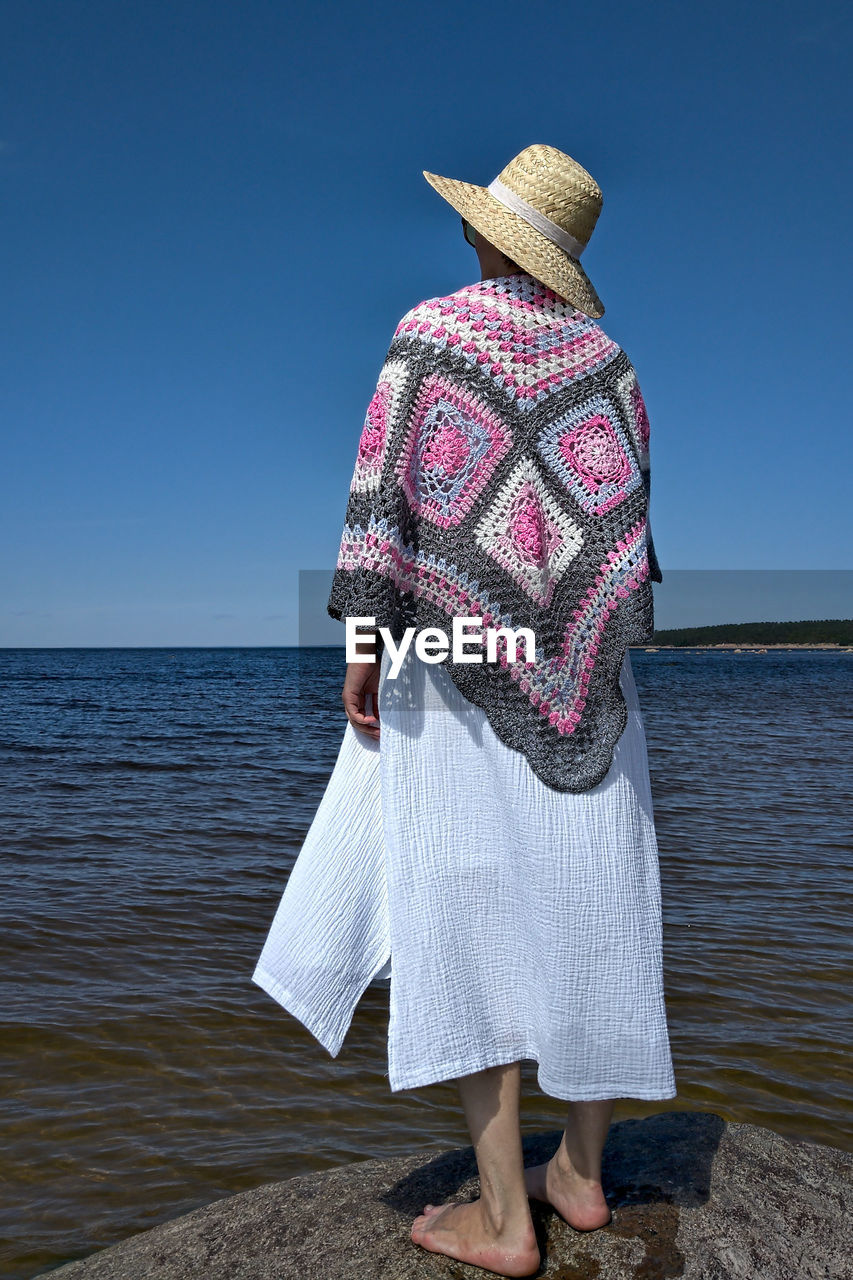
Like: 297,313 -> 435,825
327,272 -> 662,792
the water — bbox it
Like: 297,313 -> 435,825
1,646 -> 850,1278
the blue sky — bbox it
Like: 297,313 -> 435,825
2,0 -> 850,647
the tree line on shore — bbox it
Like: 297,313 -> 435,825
651,619 -> 852,646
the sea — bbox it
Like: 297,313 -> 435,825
1,645 -> 850,1278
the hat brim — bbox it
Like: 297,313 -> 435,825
423,170 -> 604,319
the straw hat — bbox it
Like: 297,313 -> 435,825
423,143 -> 605,318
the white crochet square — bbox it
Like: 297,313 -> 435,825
474,457 -> 583,607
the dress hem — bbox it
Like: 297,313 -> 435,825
252,965 -> 343,1058
388,1046 -> 678,1101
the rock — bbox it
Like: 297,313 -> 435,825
46,1110 -> 852,1279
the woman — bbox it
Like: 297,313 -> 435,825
254,144 -> 676,1278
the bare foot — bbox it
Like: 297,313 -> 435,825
411,1197 -> 540,1277
523,1150 -> 612,1231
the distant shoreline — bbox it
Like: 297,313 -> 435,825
631,643 -> 852,652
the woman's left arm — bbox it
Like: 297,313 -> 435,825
342,628 -> 384,739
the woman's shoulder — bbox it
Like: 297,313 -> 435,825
391,280 -> 480,338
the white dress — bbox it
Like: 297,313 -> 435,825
252,645 -> 677,1101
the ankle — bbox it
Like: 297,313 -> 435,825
551,1142 -> 603,1187
479,1196 -> 535,1240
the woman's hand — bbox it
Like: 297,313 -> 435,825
342,654 -> 382,740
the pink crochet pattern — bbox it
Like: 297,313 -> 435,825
328,272 -> 661,792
